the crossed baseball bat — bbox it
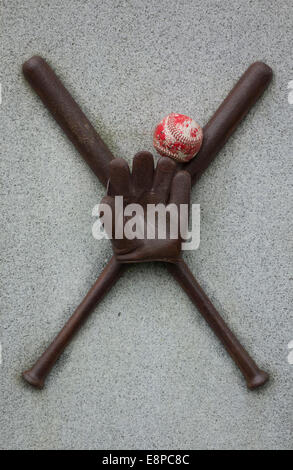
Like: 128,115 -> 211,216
22,56 -> 272,390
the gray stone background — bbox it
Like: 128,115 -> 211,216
1,0 -> 292,450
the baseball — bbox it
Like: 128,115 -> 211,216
153,113 -> 203,162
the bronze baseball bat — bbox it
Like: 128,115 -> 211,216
22,57 -> 272,388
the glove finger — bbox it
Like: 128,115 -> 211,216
169,171 -> 191,207
169,171 -> 191,241
109,158 -> 132,197
152,157 -> 177,203
132,151 -> 154,196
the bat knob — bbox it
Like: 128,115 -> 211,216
246,370 -> 269,390
22,369 -> 45,389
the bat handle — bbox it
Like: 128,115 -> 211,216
167,260 -> 269,390
23,257 -> 125,389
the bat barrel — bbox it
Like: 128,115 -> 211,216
186,61 -> 273,184
23,56 -> 114,187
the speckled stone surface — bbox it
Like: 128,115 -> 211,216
1,0 -> 292,450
